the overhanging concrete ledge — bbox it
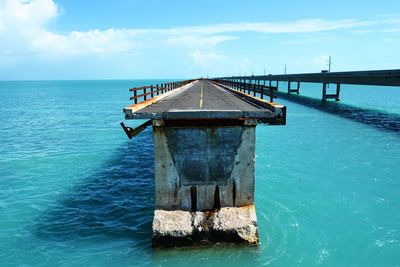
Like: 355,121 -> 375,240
124,109 -> 282,123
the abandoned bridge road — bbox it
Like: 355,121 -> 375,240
123,79 -> 286,124
139,80 -> 265,111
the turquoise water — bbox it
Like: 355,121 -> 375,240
0,80 -> 399,266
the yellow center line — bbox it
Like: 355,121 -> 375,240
199,80 -> 204,109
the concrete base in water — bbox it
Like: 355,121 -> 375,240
151,119 -> 258,246
152,205 -> 259,247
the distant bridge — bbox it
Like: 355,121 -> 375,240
214,69 -> 400,101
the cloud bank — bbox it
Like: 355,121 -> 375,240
0,0 -> 385,56
0,0 -> 398,78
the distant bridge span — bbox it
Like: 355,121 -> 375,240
214,69 -> 400,101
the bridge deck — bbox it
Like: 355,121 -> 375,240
124,80 -> 285,123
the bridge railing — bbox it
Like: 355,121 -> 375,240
212,79 -> 278,102
129,80 -> 194,104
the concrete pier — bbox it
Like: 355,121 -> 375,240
151,118 -> 258,245
123,79 -> 286,246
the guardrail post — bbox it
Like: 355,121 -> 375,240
144,87 -> 147,101
260,83 -> 264,100
151,85 -> 154,98
133,89 -> 137,104
270,87 -> 274,103
156,84 -> 159,96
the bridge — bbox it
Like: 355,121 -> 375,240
121,69 -> 400,247
215,69 -> 400,101
124,79 -> 285,124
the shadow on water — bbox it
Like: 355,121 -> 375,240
34,128 -> 155,248
276,91 -> 400,133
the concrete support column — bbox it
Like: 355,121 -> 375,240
335,83 -> 341,101
322,83 -> 340,101
152,119 -> 259,246
152,119 -> 256,211
288,81 -> 300,94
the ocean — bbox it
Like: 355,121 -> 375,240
0,80 -> 399,266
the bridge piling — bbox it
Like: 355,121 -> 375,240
288,81 -> 300,94
322,83 -> 341,101
124,79 -> 286,247
151,119 -> 259,246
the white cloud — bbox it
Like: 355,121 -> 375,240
190,50 -> 223,67
166,35 -> 237,47
34,29 -> 137,55
1,0 -> 400,72
158,19 -> 373,35
0,0 -> 57,29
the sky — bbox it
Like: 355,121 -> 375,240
0,0 -> 399,80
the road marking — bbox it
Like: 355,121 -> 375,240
200,80 -> 204,109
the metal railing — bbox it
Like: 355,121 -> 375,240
212,79 -> 277,102
129,80 -> 194,104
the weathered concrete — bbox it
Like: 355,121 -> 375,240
152,120 -> 256,211
152,205 -> 259,247
122,79 -> 286,247
151,118 -> 259,246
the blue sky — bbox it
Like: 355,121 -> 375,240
0,0 -> 399,80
